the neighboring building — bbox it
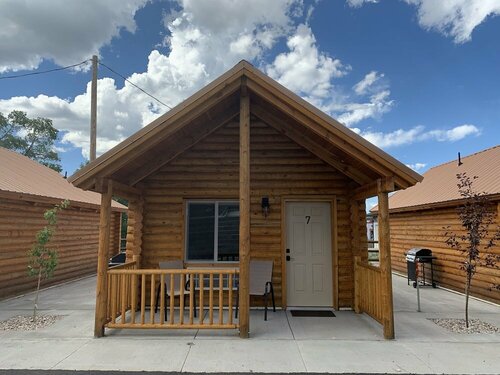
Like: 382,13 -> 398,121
373,146 -> 500,304
0,147 -> 126,299
70,61 -> 422,339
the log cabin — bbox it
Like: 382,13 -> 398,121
69,60 -> 422,339
0,147 -> 125,299
372,146 -> 500,304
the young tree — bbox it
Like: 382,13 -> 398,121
28,200 -> 70,320
0,110 -> 62,172
444,173 -> 500,328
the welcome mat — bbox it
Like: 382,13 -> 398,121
290,310 -> 335,317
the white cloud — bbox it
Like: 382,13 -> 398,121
0,0 -> 148,72
0,1 -> 305,159
406,162 -> 427,171
347,0 -> 379,7
353,71 -> 384,95
425,124 -> 481,141
266,24 -> 350,101
350,0 -> 500,43
1,0 -> 480,165
406,0 -> 500,43
335,90 -> 394,126
361,124 -> 480,148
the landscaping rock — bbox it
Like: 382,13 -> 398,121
429,318 -> 499,334
0,315 -> 63,331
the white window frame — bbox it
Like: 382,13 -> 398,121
184,199 -> 239,263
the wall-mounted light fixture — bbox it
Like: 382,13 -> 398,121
261,196 -> 270,218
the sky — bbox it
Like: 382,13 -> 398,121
0,0 -> 499,177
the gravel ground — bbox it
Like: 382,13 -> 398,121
429,318 -> 499,334
0,315 -> 63,331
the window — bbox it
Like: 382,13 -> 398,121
186,201 -> 239,262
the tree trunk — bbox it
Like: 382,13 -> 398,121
465,273 -> 471,329
33,269 -> 42,321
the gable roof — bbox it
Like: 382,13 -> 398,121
0,147 -> 125,211
374,145 -> 500,212
69,60 -> 422,191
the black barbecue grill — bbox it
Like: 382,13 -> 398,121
406,248 -> 437,288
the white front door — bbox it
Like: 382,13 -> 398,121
286,202 -> 333,307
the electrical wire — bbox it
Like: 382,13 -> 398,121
97,61 -> 172,109
0,57 -> 172,110
0,59 -> 90,80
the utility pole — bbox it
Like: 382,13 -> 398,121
90,55 -> 98,162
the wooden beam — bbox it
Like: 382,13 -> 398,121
243,70 -> 422,186
252,105 -> 371,185
351,177 -> 395,201
71,78 -> 242,189
378,189 -> 395,339
126,107 -> 239,186
111,180 -> 142,199
239,84 -> 250,339
94,181 -> 113,337
247,80 -> 402,179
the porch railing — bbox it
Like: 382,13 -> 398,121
354,257 -> 384,324
106,261 -> 137,323
105,266 -> 239,330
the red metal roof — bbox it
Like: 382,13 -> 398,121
379,145 -> 500,211
0,147 -> 125,210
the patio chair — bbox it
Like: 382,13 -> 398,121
249,260 -> 276,321
154,260 -> 196,321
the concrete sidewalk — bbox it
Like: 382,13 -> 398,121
0,274 -> 499,373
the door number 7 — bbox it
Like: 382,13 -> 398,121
305,215 -> 311,224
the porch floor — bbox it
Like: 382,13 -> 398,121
0,275 -> 499,373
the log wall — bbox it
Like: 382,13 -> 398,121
0,197 -> 122,299
389,203 -> 500,304
137,121 -> 366,308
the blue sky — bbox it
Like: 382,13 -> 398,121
0,0 -> 499,176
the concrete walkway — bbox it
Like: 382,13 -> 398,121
0,274 -> 499,373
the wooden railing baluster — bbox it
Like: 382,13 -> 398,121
189,272 -> 194,325
140,274 -> 146,324
131,274 -> 136,324
121,273 -> 127,323
199,273 -> 204,325
160,274 -> 165,325
179,274 -> 185,325
169,273 -> 174,324
219,273 -> 223,324
150,274 -> 155,324
209,274 -> 214,325
228,273 -> 233,325
110,274 -> 117,324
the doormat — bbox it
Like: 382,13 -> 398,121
290,310 -> 335,317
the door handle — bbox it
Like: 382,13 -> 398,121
286,255 -> 291,261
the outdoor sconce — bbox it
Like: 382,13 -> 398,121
261,196 -> 270,218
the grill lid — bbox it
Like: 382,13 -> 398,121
406,247 -> 432,262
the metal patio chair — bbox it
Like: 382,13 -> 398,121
249,259 -> 276,320
154,260 -> 196,321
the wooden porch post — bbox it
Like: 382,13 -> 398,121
378,186 -> 394,339
94,181 -> 113,337
239,81 -> 250,338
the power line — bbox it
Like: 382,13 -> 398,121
0,59 -> 90,80
98,61 -> 172,109
0,57 -> 172,110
